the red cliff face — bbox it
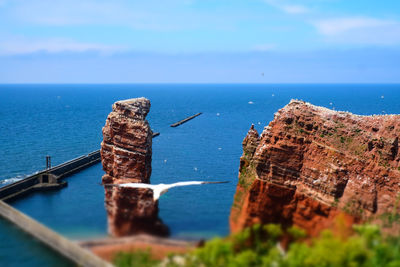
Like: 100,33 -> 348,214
101,98 -> 168,237
230,100 -> 400,236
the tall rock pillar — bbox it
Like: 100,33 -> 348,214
101,98 -> 168,237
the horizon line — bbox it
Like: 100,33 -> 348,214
0,82 -> 399,85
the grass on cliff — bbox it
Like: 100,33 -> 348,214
114,221 -> 400,267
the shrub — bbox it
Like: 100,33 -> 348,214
116,222 -> 400,267
114,250 -> 160,267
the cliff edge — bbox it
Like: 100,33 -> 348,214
230,100 -> 400,236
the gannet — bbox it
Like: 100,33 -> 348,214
102,181 -> 228,201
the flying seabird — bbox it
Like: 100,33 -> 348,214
102,181 -> 228,201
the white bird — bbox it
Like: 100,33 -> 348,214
102,181 -> 228,201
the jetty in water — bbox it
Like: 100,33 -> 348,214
170,112 -> 202,127
0,150 -> 101,202
0,131 -> 160,202
0,132 -> 160,201
0,200 -> 112,267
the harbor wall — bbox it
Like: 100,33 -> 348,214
0,200 -> 113,267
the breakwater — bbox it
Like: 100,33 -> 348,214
0,130 -> 161,202
170,113 -> 202,127
0,200 -> 113,267
0,150 -> 101,202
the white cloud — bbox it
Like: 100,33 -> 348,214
264,0 -> 309,14
10,0 -> 139,26
6,0 -> 202,31
312,17 -> 400,45
280,4 -> 309,14
0,37 -> 123,55
314,17 -> 395,35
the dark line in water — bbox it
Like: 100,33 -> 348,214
170,113 -> 202,127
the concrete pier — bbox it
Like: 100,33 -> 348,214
0,150 -> 101,202
170,113 -> 202,127
0,130 -> 161,202
0,200 -> 113,267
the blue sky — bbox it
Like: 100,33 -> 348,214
0,0 -> 399,83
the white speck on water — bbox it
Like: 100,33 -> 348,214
248,101 -> 254,104
272,94 -> 275,97
194,167 -> 198,171
164,159 -> 167,163
257,122 -> 261,125
216,113 -> 220,116
329,102 -> 333,106
218,147 -> 222,150
381,95 -> 384,99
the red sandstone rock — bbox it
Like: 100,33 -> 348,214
101,98 -> 168,237
230,100 -> 400,236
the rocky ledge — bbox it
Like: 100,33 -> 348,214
230,100 -> 400,236
101,98 -> 168,237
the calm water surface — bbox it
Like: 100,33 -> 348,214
0,84 -> 399,266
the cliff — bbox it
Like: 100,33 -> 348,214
230,100 -> 400,236
101,98 -> 168,237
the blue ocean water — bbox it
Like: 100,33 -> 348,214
0,84 -> 399,266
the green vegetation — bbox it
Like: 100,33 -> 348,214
237,162 -> 256,190
114,250 -> 159,267
335,122 -> 345,129
115,221 -> 400,267
331,197 -> 339,208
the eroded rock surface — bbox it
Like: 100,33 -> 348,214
101,98 -> 168,237
230,100 -> 400,236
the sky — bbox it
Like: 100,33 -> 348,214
0,0 -> 399,83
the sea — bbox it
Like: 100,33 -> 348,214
0,84 -> 399,266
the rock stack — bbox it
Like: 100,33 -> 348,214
101,98 -> 168,237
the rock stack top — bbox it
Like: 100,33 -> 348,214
112,98 -> 151,120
